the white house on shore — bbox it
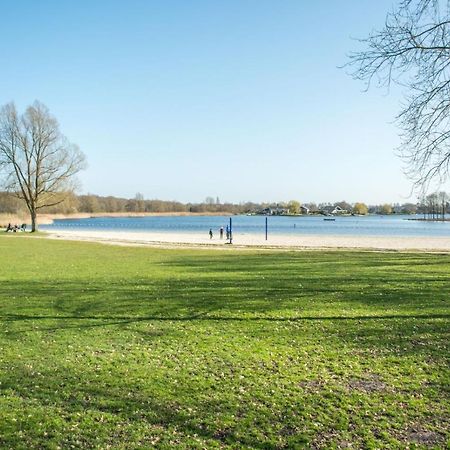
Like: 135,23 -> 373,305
321,205 -> 348,215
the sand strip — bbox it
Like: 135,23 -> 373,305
45,229 -> 450,252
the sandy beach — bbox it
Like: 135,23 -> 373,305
45,229 -> 450,251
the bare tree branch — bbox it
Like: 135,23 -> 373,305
346,0 -> 450,190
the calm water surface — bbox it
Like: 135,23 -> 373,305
41,215 -> 450,238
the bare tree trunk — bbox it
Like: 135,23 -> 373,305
30,208 -> 37,232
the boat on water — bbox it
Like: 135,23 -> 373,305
323,218 -> 336,221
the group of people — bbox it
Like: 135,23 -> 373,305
5,223 -> 26,232
209,225 -> 231,240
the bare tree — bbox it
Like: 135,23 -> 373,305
347,0 -> 450,189
0,101 -> 86,231
426,192 -> 439,219
438,190 -> 449,218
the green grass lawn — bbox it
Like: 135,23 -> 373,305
0,234 -> 448,449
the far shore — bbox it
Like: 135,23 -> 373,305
42,229 -> 450,252
2,211 -> 449,228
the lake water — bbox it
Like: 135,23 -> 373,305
41,215 -> 450,238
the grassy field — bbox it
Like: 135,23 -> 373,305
0,234 -> 448,449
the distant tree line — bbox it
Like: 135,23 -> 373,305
0,192 -> 257,216
0,192 -> 448,219
417,192 -> 450,221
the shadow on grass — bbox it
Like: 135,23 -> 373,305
0,275 -> 447,320
1,313 -> 448,364
164,251 -> 450,272
0,363 -> 307,449
0,320 -> 447,448
0,250 -> 448,447
2,313 -> 449,322
0,250 -> 448,351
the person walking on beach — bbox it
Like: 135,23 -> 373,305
226,225 -> 230,240
209,228 -> 213,239
219,227 -> 224,239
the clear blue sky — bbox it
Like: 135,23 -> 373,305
2,0 -> 440,204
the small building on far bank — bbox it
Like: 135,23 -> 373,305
258,207 -> 290,216
320,205 -> 348,215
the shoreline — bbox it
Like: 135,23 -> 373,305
44,229 -> 450,252
38,211 -> 234,224
0,211 -> 234,227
